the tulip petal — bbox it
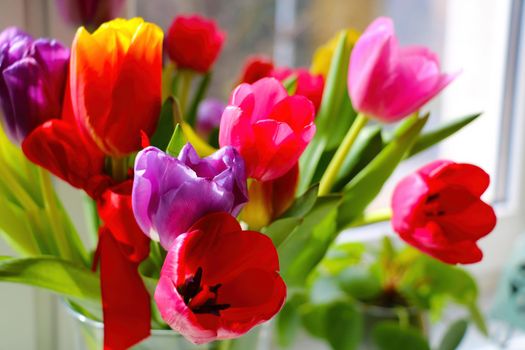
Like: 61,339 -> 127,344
3,58 -> 54,140
250,78 -> 288,120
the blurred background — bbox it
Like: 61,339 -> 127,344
0,0 -> 523,349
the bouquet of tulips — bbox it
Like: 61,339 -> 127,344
0,12 -> 496,350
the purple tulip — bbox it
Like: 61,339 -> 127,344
196,98 -> 226,136
0,27 -> 69,143
55,0 -> 126,28
132,144 -> 248,249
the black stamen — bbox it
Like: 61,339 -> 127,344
177,268 -> 230,316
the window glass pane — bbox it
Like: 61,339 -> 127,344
137,0 -> 511,206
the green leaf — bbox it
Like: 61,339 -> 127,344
301,301 -> 362,350
275,293 -> 307,347
338,114 -> 429,229
283,74 -> 298,95
468,302 -> 488,336
333,126 -> 383,191
316,31 -> 351,137
150,97 -> 175,150
0,256 -> 100,302
264,217 -> 302,248
166,124 -> 186,157
186,72 -> 212,126
408,113 -> 480,157
281,202 -> 340,286
438,319 -> 468,350
264,184 -> 319,248
325,301 -> 362,350
372,322 -> 430,350
282,184 -> 319,219
279,195 -> 341,285
299,137 -> 327,194
319,242 -> 366,275
298,31 -> 351,193
0,198 -> 40,255
337,267 -> 382,301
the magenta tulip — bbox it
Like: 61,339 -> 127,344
219,77 -> 315,182
348,17 -> 456,122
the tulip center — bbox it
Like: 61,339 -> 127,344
177,267 -> 230,316
424,192 -> 446,217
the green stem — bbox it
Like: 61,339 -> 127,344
109,156 -> 129,183
187,72 -> 212,126
177,70 -> 194,117
83,195 -> 100,248
0,163 -> 39,212
210,340 -> 232,350
349,208 -> 392,227
318,113 -> 368,195
39,169 -> 73,260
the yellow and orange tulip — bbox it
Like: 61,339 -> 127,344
70,18 -> 163,156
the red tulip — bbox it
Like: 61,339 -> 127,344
166,15 -> 225,73
96,181 -> 151,349
219,77 -> 315,181
70,18 -> 163,156
272,67 -> 325,112
155,212 -> 286,344
391,160 -> 497,264
22,118 -> 111,198
238,55 -> 274,84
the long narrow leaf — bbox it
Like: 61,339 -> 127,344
0,256 -> 100,301
338,114 -> 429,228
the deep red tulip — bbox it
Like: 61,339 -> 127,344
238,55 -> 274,84
22,118 -> 111,199
70,18 -> 163,156
155,212 -> 286,344
391,160 -> 497,264
166,15 -> 225,73
95,181 -> 151,349
272,67 -> 325,112
219,77 -> 315,181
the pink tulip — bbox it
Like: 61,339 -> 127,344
348,17 -> 456,122
219,77 -> 315,182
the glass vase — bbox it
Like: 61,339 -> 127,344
65,303 -> 211,350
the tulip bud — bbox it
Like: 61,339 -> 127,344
55,0 -> 126,28
166,15 -> 226,73
241,163 -> 299,229
196,98 -> 225,138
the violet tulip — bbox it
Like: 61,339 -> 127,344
132,143 -> 248,249
391,160 -> 497,264
348,17 -> 456,122
55,0 -> 126,28
0,27 -> 69,143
